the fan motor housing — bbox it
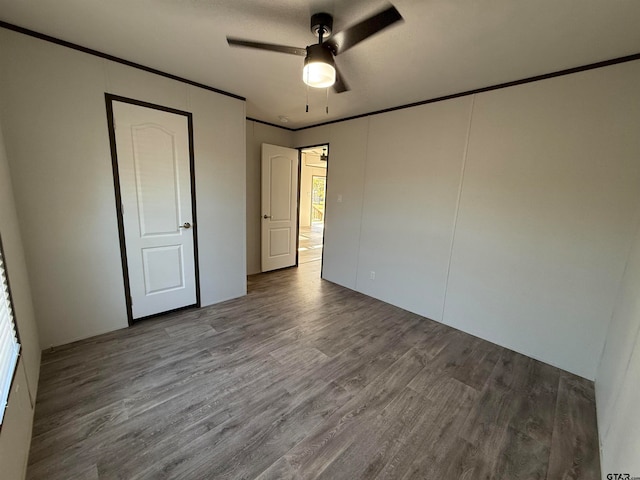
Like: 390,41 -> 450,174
311,13 -> 333,38
305,44 -> 335,66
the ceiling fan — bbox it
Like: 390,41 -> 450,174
227,4 -> 403,93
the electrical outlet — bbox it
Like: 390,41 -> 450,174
370,271 -> 376,280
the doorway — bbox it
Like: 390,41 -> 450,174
298,145 -> 328,266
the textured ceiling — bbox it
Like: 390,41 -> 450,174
1,0 -> 639,128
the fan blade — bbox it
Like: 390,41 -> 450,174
333,66 -> 350,93
227,38 -> 307,56
325,4 -> 403,55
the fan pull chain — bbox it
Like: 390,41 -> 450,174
326,87 -> 329,114
306,72 -> 310,113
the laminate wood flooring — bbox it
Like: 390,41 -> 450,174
298,224 -> 324,264
27,262 -> 601,479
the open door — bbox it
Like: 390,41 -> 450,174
261,143 -> 299,272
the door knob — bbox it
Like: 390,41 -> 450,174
179,222 -> 192,229
263,214 -> 272,219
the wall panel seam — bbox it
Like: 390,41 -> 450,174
595,203 -> 640,440
353,118 -> 371,289
441,94 -> 476,323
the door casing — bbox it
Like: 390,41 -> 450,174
105,93 -> 201,325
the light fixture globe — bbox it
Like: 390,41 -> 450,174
303,44 -> 336,88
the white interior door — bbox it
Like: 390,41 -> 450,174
261,143 -> 299,272
113,101 -> 197,319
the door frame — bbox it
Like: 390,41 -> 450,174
104,93 -> 201,325
296,143 -> 330,276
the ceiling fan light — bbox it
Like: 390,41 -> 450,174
303,62 -> 336,88
303,44 -> 336,88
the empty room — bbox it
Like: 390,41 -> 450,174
0,1 -> 639,479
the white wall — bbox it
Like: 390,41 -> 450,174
443,63 -> 640,379
295,118 -> 370,289
356,98 -> 473,320
0,113 -> 41,479
246,120 -> 294,275
293,60 -> 640,380
0,29 -> 247,348
596,218 -> 640,478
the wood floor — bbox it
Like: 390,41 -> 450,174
27,261 -> 600,480
298,224 -> 324,264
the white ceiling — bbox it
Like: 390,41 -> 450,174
1,0 -> 639,129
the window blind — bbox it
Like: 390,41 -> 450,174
0,239 -> 20,425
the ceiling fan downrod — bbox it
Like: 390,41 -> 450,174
311,13 -> 333,44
